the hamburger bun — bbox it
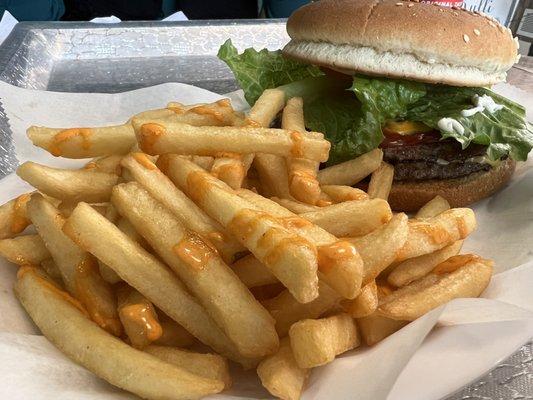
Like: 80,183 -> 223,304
387,158 -> 516,211
282,0 -> 519,86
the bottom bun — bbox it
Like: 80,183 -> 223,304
388,158 -> 516,212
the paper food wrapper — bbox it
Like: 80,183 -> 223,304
0,80 -> 532,400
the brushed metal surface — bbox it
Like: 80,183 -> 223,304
0,20 -> 530,400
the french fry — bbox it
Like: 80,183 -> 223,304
0,235 -> 51,266
159,155 -> 319,304
397,208 -> 476,261
117,285 -> 163,349
246,88 -> 286,127
348,213 -> 409,283
301,199 -> 392,237
257,338 -> 308,400
379,255 -> 493,320
168,98 -> 244,126
121,153 -> 245,263
254,154 -> 293,199
237,189 -> 363,299
232,254 -> 280,288
62,201 -> 250,364
271,197 -> 320,214
191,155 -> 215,170
83,154 -> 123,175
58,201 -> 107,218
263,282 -> 340,337
97,204 -> 123,284
17,162 -> 118,203
388,241 -> 463,287
27,194 -> 122,336
27,124 -> 135,158
0,193 -> 32,239
318,149 -> 383,186
321,185 -> 369,203
289,313 -> 359,368
283,97 -> 321,205
112,182 -> 279,358
15,267 -> 224,400
40,258 -> 63,285
342,281 -> 378,318
154,312 -> 196,348
133,121 -> 330,162
367,162 -> 394,200
145,345 -> 232,390
415,195 -> 451,218
356,312 -> 408,346
211,153 -> 254,190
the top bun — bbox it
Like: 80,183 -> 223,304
283,0 -> 519,86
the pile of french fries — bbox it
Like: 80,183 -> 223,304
0,89 -> 494,400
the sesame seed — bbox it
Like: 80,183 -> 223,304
453,12 -> 458,16
408,3 -> 414,7
396,2 -> 403,5
489,21 -> 496,27
473,29 -> 480,36
439,8 -> 444,12
463,34 -> 470,43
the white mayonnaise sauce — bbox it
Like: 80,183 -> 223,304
460,94 -> 503,117
438,118 -> 465,135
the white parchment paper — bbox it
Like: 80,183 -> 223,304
0,80 -> 532,400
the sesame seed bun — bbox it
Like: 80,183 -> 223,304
282,0 -> 518,86
387,158 -> 516,211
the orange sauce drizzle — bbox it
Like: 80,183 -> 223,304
316,199 -> 333,207
413,223 -> 451,244
281,216 -> 312,230
156,154 -> 171,175
212,162 -> 244,184
317,241 -> 358,274
84,161 -> 97,170
167,103 -> 186,114
214,152 -> 241,159
186,170 -> 215,203
244,118 -> 261,127
10,194 -> 31,234
74,257 -> 122,336
120,302 -> 163,346
49,128 -> 92,157
139,123 -> 166,155
132,152 -> 157,170
456,216 -> 469,238
189,105 -> 225,122
173,232 -> 217,271
290,131 -> 305,158
215,99 -> 232,108
17,265 -> 89,317
433,254 -> 481,275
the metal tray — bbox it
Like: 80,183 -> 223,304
0,20 -> 288,93
0,20 -> 530,400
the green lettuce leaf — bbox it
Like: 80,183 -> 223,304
217,39 -> 323,105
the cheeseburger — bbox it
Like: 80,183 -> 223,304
219,0 -> 532,210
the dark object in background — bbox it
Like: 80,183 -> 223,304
177,0 -> 257,19
62,0 -> 163,21
0,0 -> 65,21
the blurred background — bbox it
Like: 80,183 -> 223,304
0,0 -> 531,53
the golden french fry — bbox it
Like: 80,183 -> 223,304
117,285 -> 163,349
160,155 -> 319,304
301,199 -> 392,237
133,121 -> 330,162
289,313 -> 359,368
232,254 -> 279,288
321,185 -> 369,203
388,241 -> 463,287
379,255 -> 493,321
15,267 -> 224,400
191,155 -> 215,170
257,338 -> 308,400
0,234 -> 50,266
27,194 -> 122,336
271,197 -> 320,214
145,345 -> 232,390
211,153 -> 254,190
83,155 -> 123,175
246,88 -> 286,127
283,97 -> 322,205
62,201 -> 248,364
17,162 -> 118,203
367,162 -> 394,200
27,124 -> 135,158
263,282 -> 340,337
254,154 -> 293,199
40,258 -> 63,285
348,213 -> 409,283
237,189 -> 363,300
0,193 -> 32,239
318,149 -> 383,186
57,201 -> 107,218
154,312 -> 196,348
112,182 -> 278,358
168,98 -> 244,126
397,208 -> 476,261
342,281 -> 378,318
121,153 -> 244,263
415,195 -> 451,218
356,312 -> 408,346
